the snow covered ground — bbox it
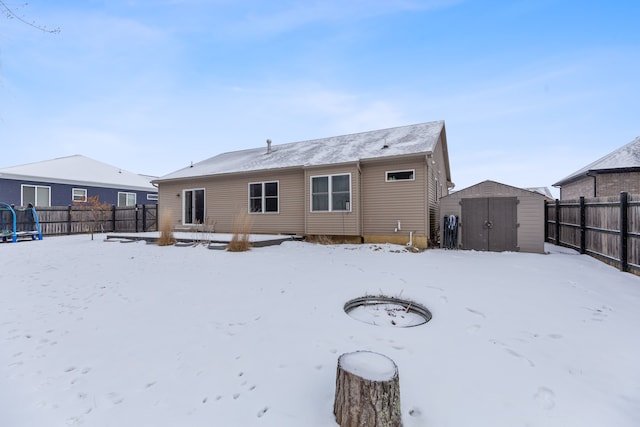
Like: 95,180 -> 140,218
1,235 -> 639,427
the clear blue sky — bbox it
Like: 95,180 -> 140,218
1,1 -> 639,197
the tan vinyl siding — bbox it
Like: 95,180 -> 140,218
304,164 -> 360,236
158,169 -> 305,234
516,196 -> 545,253
361,157 -> 427,238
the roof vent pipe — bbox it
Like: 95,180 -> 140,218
266,139 -> 272,154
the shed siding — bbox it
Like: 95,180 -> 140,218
304,164 -> 360,236
361,157 -> 427,238
439,181 -> 546,253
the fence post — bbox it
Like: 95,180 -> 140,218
579,197 -> 586,254
142,204 -> 147,232
620,192 -> 628,272
135,205 -> 139,233
67,205 -> 72,235
554,199 -> 561,245
112,205 -> 116,232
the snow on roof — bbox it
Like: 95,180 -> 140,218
525,187 -> 554,198
0,155 -> 157,191
554,136 -> 640,186
156,121 -> 445,182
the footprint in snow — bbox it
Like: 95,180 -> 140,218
534,387 -> 556,410
466,308 -> 486,318
257,407 -> 269,418
466,324 -> 481,334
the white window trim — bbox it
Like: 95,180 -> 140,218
310,173 -> 352,212
385,169 -> 415,182
146,193 -> 158,201
117,191 -> 137,207
72,188 -> 87,202
248,181 -> 279,214
21,184 -> 51,207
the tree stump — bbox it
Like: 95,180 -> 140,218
333,351 -> 402,427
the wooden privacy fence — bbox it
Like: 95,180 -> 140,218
33,204 -> 157,236
545,192 -> 640,274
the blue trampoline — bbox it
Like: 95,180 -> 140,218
0,203 -> 43,243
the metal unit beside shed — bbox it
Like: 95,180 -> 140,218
439,180 -> 548,253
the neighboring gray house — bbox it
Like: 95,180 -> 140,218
0,155 -> 158,207
154,121 -> 453,249
554,136 -> 640,199
439,180 -> 547,253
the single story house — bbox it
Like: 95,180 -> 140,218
439,180 -> 548,253
0,155 -> 158,207
553,136 -> 640,199
154,121 -> 453,249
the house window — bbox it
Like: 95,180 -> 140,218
183,188 -> 204,224
311,174 -> 351,212
72,188 -> 87,203
118,192 -> 136,207
21,185 -> 50,207
249,181 -> 279,213
147,193 -> 158,201
386,170 -> 415,181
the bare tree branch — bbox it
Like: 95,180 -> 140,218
0,0 -> 60,33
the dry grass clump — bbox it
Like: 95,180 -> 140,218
305,234 -> 334,245
227,209 -> 253,252
157,211 -> 176,246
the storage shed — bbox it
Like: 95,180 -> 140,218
439,180 -> 548,253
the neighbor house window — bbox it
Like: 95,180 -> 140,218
72,188 -> 87,203
147,193 -> 158,201
311,174 -> 351,212
118,192 -> 136,207
386,170 -> 415,181
21,185 -> 50,207
183,188 -> 204,224
249,181 -> 279,213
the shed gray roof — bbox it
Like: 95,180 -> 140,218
0,155 -> 157,191
156,121 -> 447,182
554,136 -> 640,186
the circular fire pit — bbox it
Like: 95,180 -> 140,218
344,296 -> 432,328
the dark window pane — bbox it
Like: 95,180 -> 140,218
332,175 -> 349,192
184,191 -> 193,223
332,193 -> 350,211
250,198 -> 262,212
312,176 -> 328,193
195,190 -> 205,223
265,197 -> 278,212
250,183 -> 262,197
264,182 -> 278,197
312,194 -> 328,211
387,170 -> 414,181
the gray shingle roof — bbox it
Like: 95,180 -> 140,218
0,155 -> 156,191
156,121 -> 446,182
554,136 -> 640,186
